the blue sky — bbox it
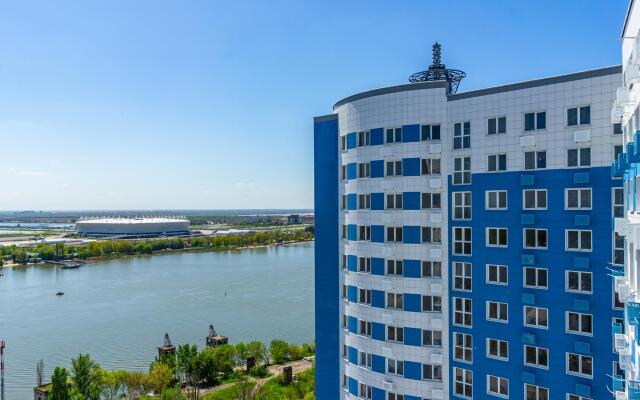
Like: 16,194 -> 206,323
0,0 -> 628,210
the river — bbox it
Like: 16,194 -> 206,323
0,242 -> 314,399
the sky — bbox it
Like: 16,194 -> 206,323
0,0 -> 629,211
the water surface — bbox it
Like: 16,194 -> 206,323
0,242 -> 314,399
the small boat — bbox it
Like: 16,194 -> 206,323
56,292 -> 64,296
62,262 -> 81,269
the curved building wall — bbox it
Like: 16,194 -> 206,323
316,66 -> 624,400
76,220 -> 189,236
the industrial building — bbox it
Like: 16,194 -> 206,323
75,216 -> 190,238
314,43 -> 623,399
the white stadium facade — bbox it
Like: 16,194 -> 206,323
76,217 -> 190,238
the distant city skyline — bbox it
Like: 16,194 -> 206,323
0,0 -> 627,210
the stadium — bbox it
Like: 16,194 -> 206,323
76,216 -> 190,238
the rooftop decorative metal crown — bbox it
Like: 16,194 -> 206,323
409,42 -> 466,94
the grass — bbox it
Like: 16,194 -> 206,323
201,381 -> 256,400
201,368 -> 315,400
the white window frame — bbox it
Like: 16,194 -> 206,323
486,227 -> 508,247
565,270 -> 592,294
453,332 -> 473,363
523,267 -> 548,289
523,228 -> 548,249
567,147 -> 591,168
485,190 -> 508,210
422,261 -> 442,278
486,264 -> 508,286
524,345 -> 549,369
487,153 -> 507,172
356,130 -> 370,147
567,105 -> 591,127
453,191 -> 472,220
453,121 -> 471,150
386,259 -> 403,276
386,292 -> 403,310
453,367 -> 473,399
486,301 -> 508,323
385,160 -> 402,177
386,193 -> 403,210
422,364 -> 443,382
386,226 -> 403,243
422,295 -> 442,313
522,189 -> 547,210
486,338 -> 508,361
359,383 -> 372,399
566,311 -> 593,336
387,358 -> 404,376
453,261 -> 472,291
357,256 -> 371,273
487,374 -> 509,398
453,227 -> 472,256
421,158 -> 441,175
565,229 -> 592,252
613,187 -> 624,218
358,351 -> 372,368
421,192 -> 441,209
524,306 -> 548,330
385,127 -> 402,144
524,111 -> 546,132
453,156 -> 471,185
453,297 -> 472,327
566,352 -> 593,378
358,288 -> 371,305
524,383 -> 549,400
487,116 -> 507,135
358,319 -> 372,337
565,188 -> 592,210
524,150 -> 546,170
357,162 -> 370,178
387,325 -> 404,343
422,329 -> 442,347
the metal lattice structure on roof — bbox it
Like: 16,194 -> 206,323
409,42 -> 466,94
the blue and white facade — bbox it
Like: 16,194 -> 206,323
610,1 -> 640,399
315,65 -> 625,400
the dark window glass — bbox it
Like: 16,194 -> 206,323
421,125 -> 431,140
580,106 -> 590,125
498,117 -> 506,133
498,154 -> 506,170
537,152 -> 546,168
488,118 -> 497,135
614,123 -> 623,135
525,152 -> 535,170
525,113 -> 535,131
568,108 -> 578,126
432,125 -> 440,140
536,112 -> 546,129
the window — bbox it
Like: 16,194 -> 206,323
358,257 -> 371,273
422,226 -> 442,243
487,301 -> 508,322
358,162 -> 370,178
341,254 -> 347,269
567,395 -> 591,400
453,192 -> 472,219
523,189 -> 547,210
388,393 -> 404,400
566,230 -> 592,251
358,319 -> 371,336
386,259 -> 403,276
525,384 -> 548,400
421,192 -> 441,209
614,122 -> 623,135
487,154 -> 507,171
566,312 -> 593,336
422,261 -> 442,278
524,228 -> 548,249
421,158 -> 441,175
524,345 -> 549,369
386,292 -> 403,309
358,194 -> 371,210
524,111 -> 546,131
453,157 -> 471,184
524,306 -> 548,329
341,195 -> 346,210
454,121 -> 471,149
487,264 -> 508,285
566,188 -> 591,210
358,351 -> 372,368
615,283 -> 624,309
387,359 -> 404,376
524,151 -> 546,169
422,295 -> 442,312
488,116 -> 507,135
453,262 -> 472,291
422,364 -> 443,381
487,375 -> 509,398
386,193 -> 403,209
358,288 -> 371,305
386,160 -> 402,176
342,285 -> 347,299
567,353 -> 592,377
359,383 -> 372,399
614,188 -> 624,218
387,325 -> 404,342
358,225 -> 371,241
486,191 -> 507,210
421,124 -> 441,141
567,148 -> 591,167
340,135 -> 346,151
454,227 -> 472,255
487,338 -> 508,360
524,267 -> 548,289
422,329 -> 442,346
454,297 -> 472,326
454,332 -> 473,362
486,227 -> 508,247
386,227 -> 403,242
614,233 -> 625,265
341,165 -> 346,180
357,130 -> 370,147
567,106 -> 590,126
385,127 -> 402,143
454,368 -> 473,398
566,271 -> 592,294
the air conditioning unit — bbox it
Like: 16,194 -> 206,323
615,333 -> 629,352
383,380 -> 393,390
615,390 -> 627,400
619,352 -> 633,371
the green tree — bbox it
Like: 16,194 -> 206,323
269,340 -> 290,364
49,367 -> 71,400
122,371 -> 150,400
101,370 -> 126,400
245,341 -> 266,365
148,362 -> 173,393
176,344 -> 200,400
70,354 -> 102,400
234,342 -> 248,366
159,387 -> 187,400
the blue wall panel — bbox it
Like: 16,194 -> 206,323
403,225 -> 421,244
346,132 -> 356,149
371,192 -> 385,210
403,191 -> 420,210
371,128 -> 384,145
371,160 -> 384,178
347,193 -> 357,210
347,162 -> 356,180
347,224 -> 357,241
402,157 -> 420,176
372,289 -> 385,308
404,259 -> 421,278
372,257 -> 385,275
402,124 -> 420,142
371,225 -> 385,243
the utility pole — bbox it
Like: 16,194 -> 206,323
0,340 -> 5,400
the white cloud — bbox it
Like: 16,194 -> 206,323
19,171 -> 49,177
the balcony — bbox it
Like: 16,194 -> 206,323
613,374 -> 625,392
629,381 -> 640,400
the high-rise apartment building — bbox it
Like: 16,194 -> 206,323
315,45 -> 624,400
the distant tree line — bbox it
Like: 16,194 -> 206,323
47,339 -> 314,400
0,230 -> 313,264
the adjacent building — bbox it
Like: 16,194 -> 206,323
610,1 -> 640,399
315,44 -> 624,399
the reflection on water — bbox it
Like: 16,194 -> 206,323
0,242 -> 314,399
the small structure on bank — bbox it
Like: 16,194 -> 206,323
246,356 -> 256,372
205,325 -> 228,347
33,384 -> 50,400
283,366 -> 293,385
158,333 -> 176,358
